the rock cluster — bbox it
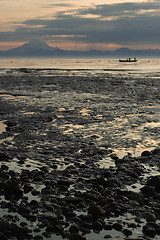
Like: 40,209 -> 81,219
0,68 -> 160,239
0,148 -> 160,239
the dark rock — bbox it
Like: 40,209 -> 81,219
147,175 -> 160,187
79,220 -> 92,233
156,225 -> 160,235
123,228 -> 132,236
0,221 -> 10,231
0,232 -> 8,240
33,176 -> 43,182
30,200 -> 39,206
31,189 -> 40,196
58,179 -> 72,187
103,170 -> 113,178
18,206 -> 30,216
118,190 -> 141,202
1,164 -> 9,171
127,222 -> 138,228
110,154 -> 119,160
63,197 -> 82,204
26,214 -> 37,222
140,185 -> 155,196
104,235 -> 112,239
17,160 -> 25,165
79,192 -> 98,201
143,224 -> 156,238
105,177 -> 121,188
93,177 -> 107,187
151,148 -> 160,155
40,212 -> 57,221
104,224 -> 112,230
43,116 -> 53,122
42,231 -> 51,238
146,213 -> 157,222
135,217 -> 144,224
51,164 -> 57,169
69,233 -> 87,240
63,211 -> 76,219
20,222 -> 28,227
0,152 -> 10,161
45,224 -> 63,234
88,205 -> 105,217
41,186 -> 54,195
0,172 -> 9,181
4,181 -> 23,196
10,223 -> 32,239
92,220 -> 103,231
23,184 -> 33,194
145,222 -> 160,232
33,236 -> 43,240
141,150 -> 152,157
69,224 -> 79,233
40,166 -> 49,173
112,222 -> 123,231
6,121 -> 17,127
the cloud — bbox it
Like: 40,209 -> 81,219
1,0 -> 160,49
46,3 -> 74,7
80,1 -> 160,18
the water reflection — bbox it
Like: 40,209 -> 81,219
80,108 -> 91,116
0,121 -> 6,134
59,123 -> 84,135
23,112 -> 35,115
0,93 -> 15,100
141,105 -> 160,113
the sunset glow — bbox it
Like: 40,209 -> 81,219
0,0 -> 159,51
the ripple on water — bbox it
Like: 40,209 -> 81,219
141,105 -> 160,114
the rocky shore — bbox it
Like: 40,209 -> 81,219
0,68 -> 160,239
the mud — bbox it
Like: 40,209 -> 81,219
0,69 -> 160,240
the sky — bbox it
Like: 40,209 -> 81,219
0,0 -> 160,51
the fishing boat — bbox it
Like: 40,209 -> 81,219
119,58 -> 137,62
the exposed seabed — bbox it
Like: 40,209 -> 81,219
0,68 -> 160,239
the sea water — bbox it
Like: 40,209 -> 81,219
0,57 -> 160,73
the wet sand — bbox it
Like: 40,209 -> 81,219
0,68 -> 160,239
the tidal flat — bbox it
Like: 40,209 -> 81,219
0,68 -> 160,239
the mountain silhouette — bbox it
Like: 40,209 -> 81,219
0,40 -> 160,57
0,39 -> 63,57
17,39 -> 56,51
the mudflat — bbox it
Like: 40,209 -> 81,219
0,68 -> 160,240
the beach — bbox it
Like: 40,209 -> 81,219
0,66 -> 160,239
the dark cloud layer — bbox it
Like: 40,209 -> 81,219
80,1 -> 160,17
1,0 -> 160,48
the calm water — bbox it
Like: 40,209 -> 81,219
0,57 -> 160,73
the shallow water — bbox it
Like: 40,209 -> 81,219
0,121 -> 6,134
0,57 -> 160,73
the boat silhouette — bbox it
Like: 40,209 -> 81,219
119,58 -> 137,62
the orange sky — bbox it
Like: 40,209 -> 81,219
0,0 -> 159,51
